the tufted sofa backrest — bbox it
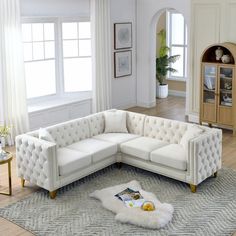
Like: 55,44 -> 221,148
86,112 -> 105,136
144,116 -> 189,144
126,111 -> 146,135
45,117 -> 90,148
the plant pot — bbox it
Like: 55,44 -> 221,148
156,84 -> 168,98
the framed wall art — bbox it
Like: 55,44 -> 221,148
114,50 -> 132,78
114,22 -> 132,50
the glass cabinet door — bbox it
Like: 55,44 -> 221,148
219,67 -> 233,107
203,65 -> 217,104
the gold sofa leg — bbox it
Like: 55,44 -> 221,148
213,172 -> 218,178
190,184 -> 197,193
49,190 -> 57,199
21,178 -> 25,188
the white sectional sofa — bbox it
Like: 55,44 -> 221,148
16,110 -> 222,199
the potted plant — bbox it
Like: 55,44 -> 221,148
0,125 -> 11,150
156,29 -> 180,98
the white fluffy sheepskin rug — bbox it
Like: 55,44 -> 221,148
90,180 -> 174,229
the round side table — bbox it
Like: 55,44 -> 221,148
0,151 -> 13,196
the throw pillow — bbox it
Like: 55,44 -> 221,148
104,110 -> 128,133
180,125 -> 204,150
38,128 -> 55,143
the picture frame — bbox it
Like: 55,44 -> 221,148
114,22 -> 132,50
114,50 -> 132,78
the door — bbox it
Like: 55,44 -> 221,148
218,66 -> 233,125
201,64 -> 217,122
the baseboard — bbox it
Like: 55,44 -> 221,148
113,101 -> 137,110
188,113 -> 200,123
136,100 -> 156,108
168,90 -> 186,97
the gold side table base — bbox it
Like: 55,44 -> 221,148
0,153 -> 12,196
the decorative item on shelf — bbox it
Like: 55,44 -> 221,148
141,201 -> 155,211
156,29 -> 180,98
224,82 -> 232,90
222,94 -> 232,103
215,47 -> 223,61
221,54 -> 231,64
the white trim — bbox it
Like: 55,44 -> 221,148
113,101 -> 137,110
137,100 -> 156,108
188,113 -> 199,123
168,89 -> 186,97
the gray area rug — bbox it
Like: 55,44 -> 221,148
0,164 -> 236,236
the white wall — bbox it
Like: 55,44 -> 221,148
136,0 -> 191,108
20,0 -> 90,17
110,0 -> 137,109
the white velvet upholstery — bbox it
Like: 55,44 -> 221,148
150,144 -> 187,171
104,110 -> 128,133
16,110 -> 222,193
46,118 -> 90,148
93,133 -> 140,151
120,137 -> 168,161
126,112 -> 146,135
57,148 -> 92,176
67,138 -> 117,163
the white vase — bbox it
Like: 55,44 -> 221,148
156,84 -> 168,98
0,137 -> 5,148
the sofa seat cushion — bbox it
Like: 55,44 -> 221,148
67,138 -> 117,163
57,148 -> 92,176
93,133 -> 140,150
120,137 -> 168,161
150,144 -> 187,171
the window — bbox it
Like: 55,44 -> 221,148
167,11 -> 187,80
22,18 -> 92,102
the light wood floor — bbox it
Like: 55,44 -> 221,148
0,96 -> 235,236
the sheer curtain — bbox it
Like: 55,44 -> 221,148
0,0 -> 29,141
91,0 -> 112,113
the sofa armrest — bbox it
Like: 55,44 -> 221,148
16,134 -> 58,191
187,128 -> 222,185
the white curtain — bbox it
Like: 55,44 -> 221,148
0,0 -> 29,140
91,0 -> 112,113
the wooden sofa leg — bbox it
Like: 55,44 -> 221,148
21,178 -> 25,188
213,172 -> 218,178
49,190 -> 57,199
190,184 -> 197,193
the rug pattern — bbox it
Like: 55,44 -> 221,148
0,164 -> 236,236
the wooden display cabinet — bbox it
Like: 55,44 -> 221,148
200,43 -> 236,135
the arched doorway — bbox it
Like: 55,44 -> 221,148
149,8 -> 189,116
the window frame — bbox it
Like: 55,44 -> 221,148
21,17 -> 92,106
166,10 -> 187,81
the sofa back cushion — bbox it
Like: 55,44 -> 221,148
126,111 -> 146,135
144,116 -> 188,144
45,117 -> 90,148
87,112 -> 105,136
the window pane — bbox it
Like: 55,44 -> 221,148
79,22 -> 91,39
25,60 -> 56,98
33,42 -> 44,60
79,40 -> 91,56
63,40 -> 78,57
22,24 -> 32,42
64,58 -> 92,92
44,23 -> 54,41
62,23 -> 78,39
171,13 -> 184,45
45,42 -> 55,59
170,47 -> 184,77
32,23 -> 44,41
23,43 -> 32,61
